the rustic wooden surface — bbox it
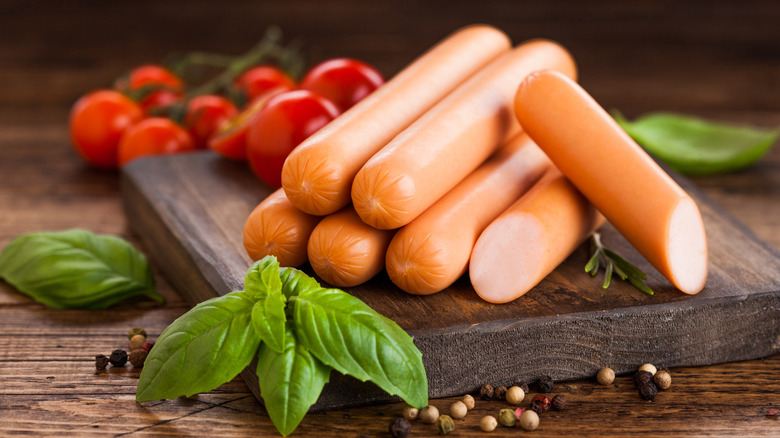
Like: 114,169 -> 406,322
1,0 -> 779,435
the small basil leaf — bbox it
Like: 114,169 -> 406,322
615,112 -> 777,175
0,229 -> 162,309
245,257 -> 287,353
256,325 -> 331,436
279,267 -> 321,299
136,291 -> 260,401
244,256 -> 282,301
292,287 -> 428,408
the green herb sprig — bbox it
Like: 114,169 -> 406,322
585,232 -> 654,296
136,256 -> 428,436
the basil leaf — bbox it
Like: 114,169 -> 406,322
256,325 -> 331,436
615,112 -> 777,175
279,267 -> 321,299
245,257 -> 287,353
136,291 -> 260,401
0,229 -> 162,309
291,287 -> 428,408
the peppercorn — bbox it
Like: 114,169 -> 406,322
129,334 -> 146,351
479,415 -> 497,432
127,327 -> 147,340
461,394 -> 475,410
494,385 -> 507,401
129,349 -> 148,368
497,408 -> 516,427
530,394 -> 551,414
95,354 -> 109,370
538,375 -> 554,393
141,342 -> 155,352
634,370 -> 653,388
551,394 -> 566,411
654,370 -> 672,390
506,386 -> 525,405
639,363 -> 657,375
638,382 -> 658,401
597,367 -> 615,385
479,383 -> 494,400
388,418 -> 411,438
449,401 -> 467,419
402,404 -> 418,420
518,382 -> 529,394
518,410 -> 540,431
419,405 -> 439,424
436,414 -> 454,435
109,349 -> 127,367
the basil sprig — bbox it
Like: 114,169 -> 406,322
137,256 -> 428,436
0,229 -> 163,309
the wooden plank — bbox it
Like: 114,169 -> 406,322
120,152 -> 780,410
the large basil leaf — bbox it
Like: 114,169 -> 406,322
279,267 -> 321,299
136,291 -> 259,401
615,112 -> 777,175
0,229 -> 162,309
256,325 -> 331,436
291,287 -> 428,408
245,257 -> 286,353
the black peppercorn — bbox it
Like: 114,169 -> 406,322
388,418 -> 411,438
494,385 -> 507,400
551,394 -> 566,411
95,354 -> 109,370
638,382 -> 658,401
479,383 -> 494,400
634,370 -> 653,388
538,375 -> 554,393
530,394 -> 551,414
109,349 -> 128,367
519,382 -> 529,394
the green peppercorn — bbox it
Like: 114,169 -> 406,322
498,408 -> 516,427
109,349 -> 127,367
436,414 -> 454,435
95,354 -> 109,370
127,327 -> 147,340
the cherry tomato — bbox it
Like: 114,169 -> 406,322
184,95 -> 238,149
118,118 -> 195,167
69,89 -> 144,170
116,64 -> 184,115
234,65 -> 296,102
209,91 -> 283,161
300,58 -> 384,111
246,90 -> 340,188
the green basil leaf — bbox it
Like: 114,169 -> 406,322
279,267 -> 321,299
0,229 -> 162,309
291,287 -> 428,408
256,325 -> 331,436
136,291 -> 260,401
615,112 -> 777,175
245,257 -> 287,353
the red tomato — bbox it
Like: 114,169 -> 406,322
116,65 -> 184,115
246,90 -> 340,188
234,65 -> 296,102
300,58 -> 384,111
69,89 -> 144,170
118,118 -> 195,167
209,91 -> 282,161
184,95 -> 238,149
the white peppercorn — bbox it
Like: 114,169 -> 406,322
449,401 -> 467,419
506,386 -> 525,405
480,415 -> 497,432
419,405 -> 439,424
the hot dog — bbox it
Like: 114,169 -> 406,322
352,40 -> 577,230
282,25 -> 511,216
470,169 -> 605,303
243,188 -> 322,267
307,207 -> 395,287
385,134 -> 551,295
514,70 -> 708,294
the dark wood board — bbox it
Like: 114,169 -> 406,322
121,151 -> 780,410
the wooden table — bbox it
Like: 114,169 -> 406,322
1,1 -> 778,436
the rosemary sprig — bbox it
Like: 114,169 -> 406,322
585,232 -> 654,296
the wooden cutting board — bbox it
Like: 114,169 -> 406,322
120,152 -> 780,410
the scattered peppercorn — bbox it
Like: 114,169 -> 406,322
388,418 -> 411,438
129,334 -> 146,351
129,349 -> 148,368
538,375 -> 554,393
109,349 -> 127,367
419,405 -> 439,424
514,407 -> 525,420
551,394 -> 566,411
518,410 -> 540,431
141,342 -> 155,352
638,382 -> 658,401
95,354 -> 109,370
597,367 -> 615,385
494,385 -> 507,401
480,383 -> 495,400
639,363 -> 657,375
436,414 -> 454,435
127,327 -> 147,340
530,394 -> 551,414
506,386 -> 525,405
498,408 -> 516,427
461,394 -> 475,410
634,370 -> 654,388
519,382 -> 529,394
654,370 -> 672,390
479,415 -> 497,432
450,401 -> 467,419
402,404 -> 419,421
